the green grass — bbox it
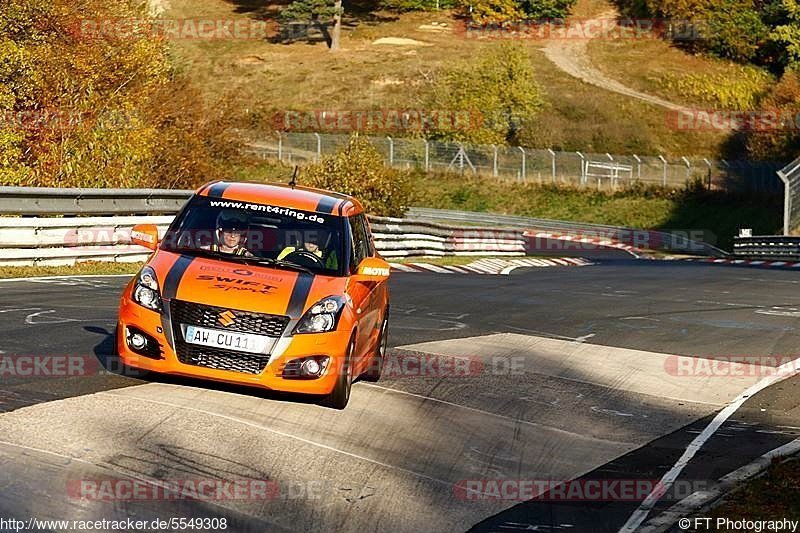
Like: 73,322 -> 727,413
0,262 -> 142,279
413,172 -> 781,249
688,457 -> 800,531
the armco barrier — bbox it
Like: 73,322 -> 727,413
0,188 -> 723,265
733,235 -> 800,261
0,215 -> 527,266
407,208 -> 727,257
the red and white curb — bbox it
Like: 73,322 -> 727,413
390,257 -> 594,275
525,231 -> 643,258
675,257 -> 800,269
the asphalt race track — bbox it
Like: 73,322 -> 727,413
2,258 -> 800,532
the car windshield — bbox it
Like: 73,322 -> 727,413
161,195 -> 346,276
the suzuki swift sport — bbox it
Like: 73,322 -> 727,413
117,181 -> 391,409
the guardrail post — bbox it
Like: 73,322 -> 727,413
387,136 -> 394,166
682,156 -> 691,181
276,131 -> 283,162
547,148 -> 556,183
703,158 -> 712,189
633,155 -> 641,183
659,155 -> 667,187
492,145 -> 498,178
518,147 -> 526,182
314,133 -> 321,163
424,140 -> 430,172
576,152 -> 585,187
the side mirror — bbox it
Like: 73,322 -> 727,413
130,224 -> 160,251
355,257 -> 391,281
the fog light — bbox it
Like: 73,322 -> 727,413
301,359 -> 322,376
130,333 -> 147,350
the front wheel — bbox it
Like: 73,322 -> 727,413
321,336 -> 355,409
362,311 -> 388,382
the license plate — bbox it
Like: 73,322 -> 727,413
183,325 -> 272,354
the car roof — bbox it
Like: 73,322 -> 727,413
196,181 -> 364,217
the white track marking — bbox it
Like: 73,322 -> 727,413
640,437 -> 800,532
0,274 -> 132,283
360,383 -> 631,445
618,353 -> 800,533
100,391 -> 456,488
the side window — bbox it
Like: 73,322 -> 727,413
360,215 -> 375,257
349,215 -> 368,272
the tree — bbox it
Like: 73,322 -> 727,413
427,42 -> 544,144
279,0 -> 345,49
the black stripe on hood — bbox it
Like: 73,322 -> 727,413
286,272 -> 315,318
162,255 -> 194,300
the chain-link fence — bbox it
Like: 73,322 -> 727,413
249,132 -> 785,193
778,157 -> 800,235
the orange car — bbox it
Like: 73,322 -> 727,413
117,181 -> 391,409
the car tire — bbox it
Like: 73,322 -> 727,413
321,335 -> 355,410
362,310 -> 388,382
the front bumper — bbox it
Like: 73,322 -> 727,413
117,292 -> 350,395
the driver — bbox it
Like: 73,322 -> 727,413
206,212 -> 253,256
277,229 -> 337,270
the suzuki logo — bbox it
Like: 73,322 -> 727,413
218,310 -> 236,327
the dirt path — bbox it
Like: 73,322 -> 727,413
542,10 -> 694,114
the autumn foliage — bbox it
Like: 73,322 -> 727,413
0,0 -> 243,188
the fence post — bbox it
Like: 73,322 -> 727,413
493,145 -> 498,178
703,158 -> 712,189
277,131 -> 283,162
387,136 -> 394,166
682,156 -> 691,182
518,147 -> 526,182
547,148 -> 556,183
659,155 -> 667,186
424,140 -> 430,172
576,152 -> 585,186
633,155 -> 641,183
721,159 -> 730,193
314,133 -> 321,163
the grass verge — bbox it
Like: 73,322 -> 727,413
0,262 -> 143,279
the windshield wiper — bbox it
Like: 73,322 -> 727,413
167,247 -> 314,274
243,257 -> 314,275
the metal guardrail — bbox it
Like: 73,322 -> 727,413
0,215 -> 528,266
407,208 -> 728,257
0,186 -> 193,215
733,235 -> 800,261
0,188 -> 725,264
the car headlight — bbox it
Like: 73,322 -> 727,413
294,296 -> 346,334
132,266 -> 162,312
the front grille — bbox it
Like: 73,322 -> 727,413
170,299 -> 290,337
170,300 -> 289,374
174,343 -> 270,374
